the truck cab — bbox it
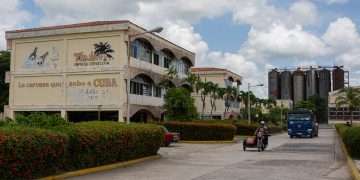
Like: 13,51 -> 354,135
287,109 -> 319,138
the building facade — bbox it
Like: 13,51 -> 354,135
191,67 -> 242,119
5,21 -> 195,122
328,87 -> 360,124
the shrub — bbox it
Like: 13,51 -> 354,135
163,88 -> 198,121
0,121 -> 164,179
15,112 -> 69,128
0,126 -> 68,179
52,121 -> 164,170
336,124 -> 360,158
163,121 -> 236,141
233,122 -> 258,136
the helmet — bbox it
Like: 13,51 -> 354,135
260,121 -> 265,125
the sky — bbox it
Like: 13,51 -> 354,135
1,0 -> 360,97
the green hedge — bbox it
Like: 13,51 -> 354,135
53,122 -> 164,170
336,124 -> 360,158
0,121 -> 164,179
0,126 -> 68,179
163,121 -> 236,141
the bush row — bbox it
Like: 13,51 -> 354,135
162,121 -> 236,141
0,121 -> 164,179
336,124 -> 360,158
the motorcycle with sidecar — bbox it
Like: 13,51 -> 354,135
243,129 -> 270,152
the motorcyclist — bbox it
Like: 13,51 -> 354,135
255,121 -> 269,146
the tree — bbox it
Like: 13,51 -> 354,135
335,87 -> 360,125
163,87 -> 198,121
0,51 -> 10,112
198,81 -> 212,119
159,66 -> 177,89
296,95 -> 327,123
209,82 -> 220,118
223,86 -> 237,114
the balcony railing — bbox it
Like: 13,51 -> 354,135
129,94 -> 164,107
130,57 -> 167,75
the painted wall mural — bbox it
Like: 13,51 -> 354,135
73,42 -> 115,67
23,46 -> 60,69
66,77 -> 121,106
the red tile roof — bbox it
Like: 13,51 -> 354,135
191,67 -> 242,79
191,67 -> 226,72
6,20 -> 130,33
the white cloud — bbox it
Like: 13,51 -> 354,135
21,0 -> 360,95
245,23 -> 327,59
323,17 -> 360,53
0,0 -> 31,49
318,0 -> 349,5
289,0 -> 318,26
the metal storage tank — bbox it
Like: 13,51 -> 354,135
293,69 -> 305,105
306,68 -> 318,99
333,66 -> 345,91
280,71 -> 292,100
318,69 -> 331,99
268,69 -> 280,99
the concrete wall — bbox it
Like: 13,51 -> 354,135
8,30 -> 128,120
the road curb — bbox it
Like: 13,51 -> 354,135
179,139 -> 236,144
336,130 -> 360,180
40,155 -> 161,180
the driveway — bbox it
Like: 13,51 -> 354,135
70,129 -> 350,180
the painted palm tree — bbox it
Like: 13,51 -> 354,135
335,87 -> 360,125
94,42 -> 114,58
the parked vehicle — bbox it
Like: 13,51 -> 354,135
243,129 -> 270,152
161,126 -> 180,146
287,109 -> 319,138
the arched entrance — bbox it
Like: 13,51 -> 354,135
130,109 -> 155,123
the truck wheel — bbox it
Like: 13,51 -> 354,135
290,135 -> 293,138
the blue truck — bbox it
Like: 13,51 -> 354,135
287,109 -> 319,138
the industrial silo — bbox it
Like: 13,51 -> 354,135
333,66 -> 345,91
293,69 -> 305,105
281,71 -> 292,100
268,69 -> 280,99
318,69 -> 331,99
306,68 -> 318,99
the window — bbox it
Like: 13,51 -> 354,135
131,44 -> 138,58
153,53 -> 159,65
155,87 -> 162,97
130,76 -> 153,96
164,57 -> 170,68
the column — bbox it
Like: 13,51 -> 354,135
118,110 -> 125,123
61,110 -> 67,121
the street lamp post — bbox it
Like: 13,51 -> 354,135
126,27 -> 163,124
247,83 -> 264,125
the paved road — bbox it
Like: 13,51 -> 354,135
70,129 -> 351,180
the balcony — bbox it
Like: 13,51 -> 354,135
129,94 -> 164,107
130,57 -> 167,75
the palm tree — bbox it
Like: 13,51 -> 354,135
198,81 -> 212,119
185,73 -> 199,92
209,82 -> 220,118
159,66 -> 177,89
335,87 -> 360,125
94,42 -> 114,58
223,86 -> 237,114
